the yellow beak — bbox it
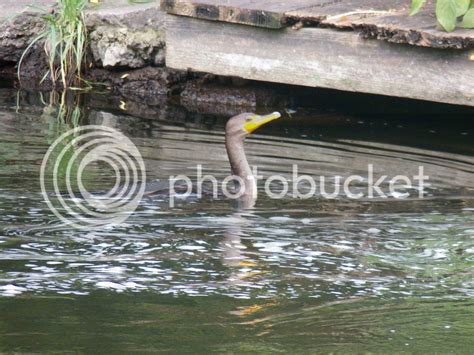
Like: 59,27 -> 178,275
243,112 -> 281,133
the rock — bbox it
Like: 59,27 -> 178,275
85,3 -> 166,69
86,67 -> 188,98
84,2 -> 165,31
0,2 -> 176,93
1,2 -> 167,69
0,13 -> 45,63
89,26 -> 165,68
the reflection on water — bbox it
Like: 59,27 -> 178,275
0,89 -> 473,352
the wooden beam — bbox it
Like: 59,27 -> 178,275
166,15 -> 474,107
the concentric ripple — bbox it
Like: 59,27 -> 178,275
40,125 -> 146,229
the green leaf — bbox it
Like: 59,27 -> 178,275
436,0 -> 458,31
410,0 -> 428,15
460,8 -> 474,27
455,0 -> 470,16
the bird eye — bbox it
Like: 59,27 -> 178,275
245,116 -> 254,122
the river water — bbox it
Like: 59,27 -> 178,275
0,89 -> 473,352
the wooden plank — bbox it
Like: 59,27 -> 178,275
161,0 -> 347,28
166,15 -> 474,107
346,4 -> 474,49
160,0 -> 403,28
161,0 -> 287,28
161,0 -> 474,49
308,2 -> 474,49
285,0 -> 408,21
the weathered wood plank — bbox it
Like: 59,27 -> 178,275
307,2 -> 474,49
160,0 -> 360,28
285,0 -> 408,21
161,0 -> 474,49
161,0 -> 406,28
161,0 -> 287,28
166,15 -> 474,107
346,4 -> 474,49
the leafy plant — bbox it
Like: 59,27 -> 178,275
18,0 -> 88,89
411,0 -> 474,32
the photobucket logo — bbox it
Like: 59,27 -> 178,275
39,127 -> 430,227
168,164 -> 430,207
40,125 -> 146,230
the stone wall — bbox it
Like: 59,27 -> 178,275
0,2 -> 187,96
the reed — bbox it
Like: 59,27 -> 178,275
18,0 -> 88,89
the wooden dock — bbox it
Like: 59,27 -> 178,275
162,0 -> 474,107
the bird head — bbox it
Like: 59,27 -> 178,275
225,112 -> 281,140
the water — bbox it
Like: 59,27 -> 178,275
0,89 -> 473,352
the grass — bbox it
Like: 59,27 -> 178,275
18,0 -> 88,89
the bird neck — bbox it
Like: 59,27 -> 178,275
226,135 -> 252,178
225,135 -> 257,207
